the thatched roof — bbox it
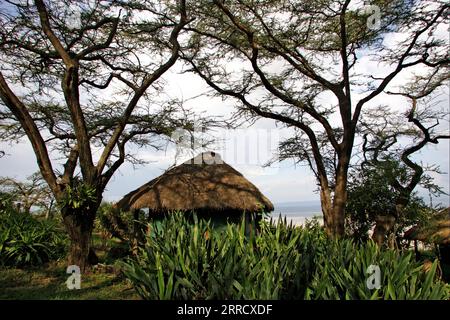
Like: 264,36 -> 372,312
115,152 -> 274,213
404,207 -> 450,245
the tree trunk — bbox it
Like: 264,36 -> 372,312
62,207 -> 98,272
332,180 -> 346,238
372,215 -> 396,246
330,160 -> 349,238
131,209 -> 141,256
372,195 -> 407,246
23,202 -> 32,214
319,184 -> 334,236
318,166 -> 347,238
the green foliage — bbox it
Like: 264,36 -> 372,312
0,262 -> 140,300
121,214 -> 310,299
95,202 -> 136,242
0,209 -> 67,267
120,213 -> 450,300
58,180 -> 96,212
0,191 -> 15,211
308,240 -> 449,300
346,159 -> 435,242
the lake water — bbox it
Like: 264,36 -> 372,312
269,201 -> 323,226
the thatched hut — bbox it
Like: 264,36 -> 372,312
115,152 -> 274,230
404,207 -> 450,264
404,207 -> 450,245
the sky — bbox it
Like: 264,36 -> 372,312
0,1 -> 449,208
1,62 -> 448,207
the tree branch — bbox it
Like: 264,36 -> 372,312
0,72 -> 59,194
352,4 -> 448,127
96,0 -> 191,177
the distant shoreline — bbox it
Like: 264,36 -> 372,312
269,201 -> 323,226
268,213 -> 323,227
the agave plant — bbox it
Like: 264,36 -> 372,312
120,212 -> 450,300
305,240 -> 449,300
0,210 -> 67,266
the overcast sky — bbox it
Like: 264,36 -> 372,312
0,2 -> 449,208
1,62 -> 448,207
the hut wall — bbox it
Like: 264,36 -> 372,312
148,209 -> 263,234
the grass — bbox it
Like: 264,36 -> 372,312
1,224 -> 448,300
91,232 -> 131,264
0,260 -> 141,300
0,231 -> 140,300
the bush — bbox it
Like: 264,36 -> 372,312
0,209 -> 67,267
120,213 -> 450,300
96,202 -> 138,242
307,240 -> 449,299
345,159 -> 438,244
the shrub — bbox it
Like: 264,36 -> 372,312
96,202 -> 138,242
306,240 -> 449,300
345,159 -> 437,244
120,212 -> 450,300
0,209 -> 67,267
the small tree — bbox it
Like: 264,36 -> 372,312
0,172 -> 55,216
346,159 -> 437,245
353,63 -> 449,245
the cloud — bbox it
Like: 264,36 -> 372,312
1,16 -> 448,207
0,140 -> 39,180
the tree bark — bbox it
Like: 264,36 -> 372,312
372,215 -> 396,246
62,206 -> 98,271
45,199 -> 54,219
317,159 -> 349,238
319,183 -> 333,236
324,152 -> 350,238
332,170 -> 347,238
372,194 -> 407,246
131,209 -> 141,256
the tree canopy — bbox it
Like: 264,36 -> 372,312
0,0 -> 194,269
180,0 -> 449,237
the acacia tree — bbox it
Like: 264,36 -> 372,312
354,67 -> 450,245
181,0 -> 449,237
0,0 -> 192,269
0,172 -> 55,215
